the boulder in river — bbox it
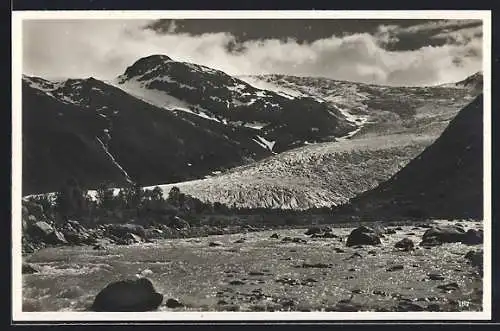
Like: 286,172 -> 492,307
91,278 -> 163,311
346,226 -> 382,247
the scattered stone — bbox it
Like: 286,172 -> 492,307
373,290 -> 387,296
395,238 -> 415,251
248,271 -> 265,276
209,241 -> 223,247
405,232 -> 416,236
428,273 -> 445,281
165,298 -> 184,308
346,226 -> 382,247
348,268 -> 357,272
281,236 -> 307,243
418,223 -> 433,229
411,227 -> 420,230
299,262 -> 332,269
396,300 -> 425,311
386,265 -> 404,272
437,282 -> 459,292
92,244 -> 105,250
427,303 -> 441,311
229,280 -> 246,285
270,233 -> 279,239
305,226 -> 331,235
344,252 -> 362,260
386,228 -> 397,235
334,247 -> 345,253
368,250 -> 377,256
22,263 -> 39,274
220,304 -> 240,311
395,227 -> 403,231
331,302 -> 362,312
105,223 -> 147,241
311,232 -> 338,239
352,289 -> 363,294
91,278 -> 163,312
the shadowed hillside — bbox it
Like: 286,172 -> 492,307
334,94 -> 484,221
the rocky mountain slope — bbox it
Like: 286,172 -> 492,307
22,76 -> 267,195
332,94 -> 483,221
22,55 -> 356,195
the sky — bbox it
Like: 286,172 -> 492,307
22,18 -> 483,86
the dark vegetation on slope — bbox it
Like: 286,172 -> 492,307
333,95 -> 484,221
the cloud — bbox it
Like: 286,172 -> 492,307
22,19 -> 483,86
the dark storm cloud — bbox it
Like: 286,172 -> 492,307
23,18 -> 483,86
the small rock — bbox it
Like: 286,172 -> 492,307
300,262 -> 332,269
386,229 -> 397,234
270,233 -> 279,239
386,265 -> 404,272
428,273 -> 445,281
437,282 -> 459,292
22,263 -> 39,274
373,290 -> 387,296
165,298 -> 184,308
397,301 -> 425,311
334,247 -> 345,253
395,238 -> 415,251
344,252 -> 362,260
352,289 -> 363,294
233,238 -> 246,244
248,271 -> 265,276
209,241 -> 223,247
229,280 -> 246,285
427,303 -> 441,311
368,250 -> 377,256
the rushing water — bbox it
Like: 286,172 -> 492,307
22,221 -> 483,312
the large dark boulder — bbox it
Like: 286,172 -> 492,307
419,225 -> 466,246
462,229 -> 483,245
346,226 -> 382,247
91,278 -> 163,311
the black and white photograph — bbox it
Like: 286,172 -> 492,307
11,10 -> 491,320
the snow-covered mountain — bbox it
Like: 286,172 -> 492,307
21,55 -> 356,195
22,58 -> 482,209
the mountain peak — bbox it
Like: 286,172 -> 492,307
121,54 -> 174,80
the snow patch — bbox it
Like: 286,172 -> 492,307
252,135 -> 276,153
237,76 -> 301,100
